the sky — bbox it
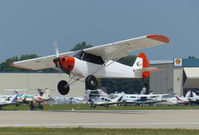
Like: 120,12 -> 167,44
0,0 -> 199,62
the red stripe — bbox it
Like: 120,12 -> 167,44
146,35 -> 169,43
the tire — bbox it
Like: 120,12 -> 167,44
57,80 -> 70,95
85,75 -> 97,90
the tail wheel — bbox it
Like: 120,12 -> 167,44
85,75 -> 97,90
57,80 -> 70,95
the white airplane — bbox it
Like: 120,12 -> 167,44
121,93 -> 169,105
0,94 -> 22,110
20,88 -> 52,104
11,35 -> 169,95
165,91 -> 192,105
89,93 -> 124,108
187,91 -> 199,103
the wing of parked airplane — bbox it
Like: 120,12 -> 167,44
12,35 -> 169,70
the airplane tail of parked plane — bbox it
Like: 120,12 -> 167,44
133,52 -> 163,78
185,90 -> 192,98
38,88 -> 50,99
192,91 -> 198,97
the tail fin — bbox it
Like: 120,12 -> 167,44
112,94 -> 123,102
38,88 -> 50,99
140,87 -> 147,94
191,91 -> 197,97
185,91 -> 191,98
97,89 -> 108,98
132,52 -> 150,78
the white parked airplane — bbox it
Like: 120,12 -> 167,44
165,91 -> 192,105
187,91 -> 199,103
11,35 -> 169,95
121,93 -> 169,105
89,93 -> 124,108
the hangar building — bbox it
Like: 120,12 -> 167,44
150,58 -> 199,96
0,73 -> 85,97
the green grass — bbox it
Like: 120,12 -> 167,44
2,104 -> 199,111
0,127 -> 198,135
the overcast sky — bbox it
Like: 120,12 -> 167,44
0,0 -> 198,62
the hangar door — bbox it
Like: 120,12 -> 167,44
183,68 -> 199,88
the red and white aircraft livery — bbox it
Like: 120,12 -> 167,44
12,35 -> 169,95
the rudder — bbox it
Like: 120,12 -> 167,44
133,52 -> 150,78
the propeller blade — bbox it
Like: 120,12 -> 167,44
52,41 -> 59,58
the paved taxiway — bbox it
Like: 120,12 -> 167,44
0,110 -> 199,129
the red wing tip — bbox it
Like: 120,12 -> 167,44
146,34 -> 169,43
10,63 -> 33,70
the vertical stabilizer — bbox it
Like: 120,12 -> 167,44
133,52 -> 150,78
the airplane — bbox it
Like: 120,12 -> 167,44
120,93 -> 169,105
16,88 -> 52,104
165,91 -> 192,105
0,94 -> 22,110
11,34 -> 169,95
89,93 -> 124,108
0,88 -> 51,109
187,91 -> 199,104
86,89 -> 168,107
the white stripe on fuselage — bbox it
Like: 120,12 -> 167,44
71,58 -> 141,78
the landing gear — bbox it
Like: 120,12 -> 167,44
85,75 -> 97,90
57,80 -> 70,95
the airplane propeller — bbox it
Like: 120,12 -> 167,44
53,41 -> 60,68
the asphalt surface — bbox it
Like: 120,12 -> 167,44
0,110 -> 199,129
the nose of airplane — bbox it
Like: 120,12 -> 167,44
57,56 -> 75,73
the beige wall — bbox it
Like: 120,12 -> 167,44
0,73 -> 85,97
173,68 -> 183,96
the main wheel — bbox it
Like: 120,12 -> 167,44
57,80 -> 70,95
85,75 -> 97,90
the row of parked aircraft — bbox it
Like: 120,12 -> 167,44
1,87 -> 199,109
0,88 -> 52,110
86,89 -> 199,108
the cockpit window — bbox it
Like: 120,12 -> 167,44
74,50 -> 105,65
74,51 -> 84,59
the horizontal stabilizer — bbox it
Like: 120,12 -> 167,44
134,67 -> 164,73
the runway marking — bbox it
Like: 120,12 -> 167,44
1,122 -> 199,127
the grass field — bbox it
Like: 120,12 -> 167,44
2,104 -> 199,111
0,127 -> 199,135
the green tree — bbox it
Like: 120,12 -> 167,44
188,56 -> 196,59
71,41 -> 93,51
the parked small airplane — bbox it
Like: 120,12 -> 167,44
187,91 -> 199,104
0,94 -> 22,110
87,89 -> 168,107
16,88 -> 52,104
12,35 -> 169,95
89,93 -> 123,108
121,93 -> 169,105
165,91 -> 192,105
0,88 -> 52,110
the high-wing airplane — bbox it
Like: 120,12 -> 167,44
0,94 -> 22,110
120,93 -> 169,105
89,93 -> 124,108
20,88 -> 51,104
11,35 -> 169,95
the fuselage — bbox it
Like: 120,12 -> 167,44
71,58 -> 141,78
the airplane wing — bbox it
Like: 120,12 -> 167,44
12,34 -> 169,70
83,34 -> 169,61
11,52 -> 74,70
